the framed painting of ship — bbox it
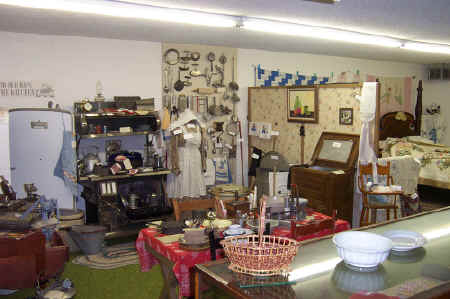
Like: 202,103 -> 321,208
287,86 -> 318,123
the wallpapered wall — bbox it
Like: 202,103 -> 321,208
249,84 -> 362,164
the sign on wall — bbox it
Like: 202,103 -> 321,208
0,80 -> 55,98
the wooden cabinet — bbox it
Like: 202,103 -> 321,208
290,132 -> 359,224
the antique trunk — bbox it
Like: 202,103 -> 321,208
290,132 -> 359,224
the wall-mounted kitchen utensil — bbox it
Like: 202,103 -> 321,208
184,76 -> 192,87
198,96 -> 208,114
231,91 -> 240,102
219,54 -> 227,66
168,68 -> 174,93
194,87 -> 215,94
231,102 -> 238,123
208,96 -> 218,116
219,54 -> 227,86
164,48 -> 180,65
180,51 -> 191,64
229,56 -> 239,91
213,65 -> 225,88
219,104 -> 232,115
178,94 -> 187,112
207,52 -> 216,72
190,64 -> 202,77
190,51 -> 201,61
223,87 -> 231,101
163,67 -> 170,93
174,68 -> 184,92
205,68 -> 213,86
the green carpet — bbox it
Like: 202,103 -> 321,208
5,256 -> 164,299
4,237 -> 230,299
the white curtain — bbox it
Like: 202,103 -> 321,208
353,82 -> 378,227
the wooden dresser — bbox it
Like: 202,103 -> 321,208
290,132 -> 359,224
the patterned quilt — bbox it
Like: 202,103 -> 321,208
381,136 -> 450,189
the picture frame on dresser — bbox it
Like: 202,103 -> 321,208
287,86 -> 318,123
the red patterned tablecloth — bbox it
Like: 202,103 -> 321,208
272,211 -> 351,241
136,212 -> 350,297
136,227 -> 221,297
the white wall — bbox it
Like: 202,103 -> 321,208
0,31 -> 162,183
236,48 -> 427,186
422,81 -> 450,145
0,31 -> 162,110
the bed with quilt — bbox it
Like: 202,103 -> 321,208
380,136 -> 450,189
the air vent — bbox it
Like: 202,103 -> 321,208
427,63 -> 449,80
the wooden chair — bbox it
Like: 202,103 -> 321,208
170,197 -> 215,221
358,161 -> 402,227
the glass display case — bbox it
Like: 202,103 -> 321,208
195,207 -> 450,299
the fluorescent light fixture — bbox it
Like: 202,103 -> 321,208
423,226 -> 450,241
0,0 -> 237,27
3,0 -> 450,53
242,19 -> 402,48
288,257 -> 341,282
402,42 -> 450,55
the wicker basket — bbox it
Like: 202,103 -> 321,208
220,195 -> 300,276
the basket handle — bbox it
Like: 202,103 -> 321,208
258,195 -> 269,247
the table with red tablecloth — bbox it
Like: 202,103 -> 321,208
136,227 -> 221,297
136,211 -> 350,297
271,211 -> 351,241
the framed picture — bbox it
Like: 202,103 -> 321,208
339,108 -> 353,125
287,86 -> 318,123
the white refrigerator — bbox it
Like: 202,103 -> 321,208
9,108 -> 78,209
